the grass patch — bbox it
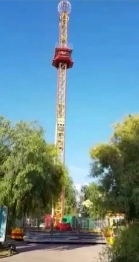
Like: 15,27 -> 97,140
0,246 -> 17,258
0,249 -> 11,258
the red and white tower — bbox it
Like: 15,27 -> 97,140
52,1 -> 73,219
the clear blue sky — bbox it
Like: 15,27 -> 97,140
0,1 -> 139,185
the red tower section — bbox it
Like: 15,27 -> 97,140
52,47 -> 73,69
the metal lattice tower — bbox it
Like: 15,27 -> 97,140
52,1 -> 73,220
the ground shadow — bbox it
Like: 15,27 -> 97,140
16,242 -> 101,254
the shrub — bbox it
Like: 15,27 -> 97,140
99,222 -> 139,262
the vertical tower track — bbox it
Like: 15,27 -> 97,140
52,1 -> 73,221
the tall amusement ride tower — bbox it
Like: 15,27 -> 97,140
52,1 -> 73,219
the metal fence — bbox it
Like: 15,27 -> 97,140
15,216 -> 106,233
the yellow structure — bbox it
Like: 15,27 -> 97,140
104,212 -> 125,245
53,1 -> 73,221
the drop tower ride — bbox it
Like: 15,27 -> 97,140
52,1 -> 73,220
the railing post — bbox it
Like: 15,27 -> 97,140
50,218 -> 53,239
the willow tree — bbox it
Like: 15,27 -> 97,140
0,116 -> 65,219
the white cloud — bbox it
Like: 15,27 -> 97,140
75,183 -> 89,191
75,184 -> 82,191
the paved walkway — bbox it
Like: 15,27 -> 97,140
2,243 -> 105,262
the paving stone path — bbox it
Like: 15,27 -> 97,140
2,243 -> 105,262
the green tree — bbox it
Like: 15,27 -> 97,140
64,173 -> 77,215
0,116 -> 65,221
90,115 -> 139,221
81,183 -> 105,219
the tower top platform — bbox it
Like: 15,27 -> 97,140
58,1 -> 71,15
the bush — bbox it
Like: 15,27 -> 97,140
99,222 -> 139,262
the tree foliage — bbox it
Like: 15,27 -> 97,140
0,116 -> 65,219
99,222 -> 139,262
64,173 -> 77,215
90,115 -> 139,221
81,183 -> 105,219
